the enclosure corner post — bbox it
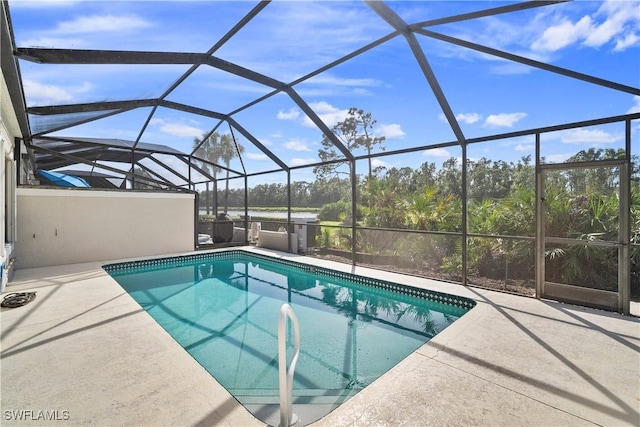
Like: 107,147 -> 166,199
351,160 -> 357,266
244,175 -> 249,245
535,132 -> 544,299
461,142 -> 467,286
287,170 -> 292,253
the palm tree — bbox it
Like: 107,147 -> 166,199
218,133 -> 244,214
193,133 -> 222,215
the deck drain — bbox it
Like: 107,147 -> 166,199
1,292 -> 37,308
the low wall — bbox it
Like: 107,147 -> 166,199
256,230 -> 297,253
15,188 -> 195,269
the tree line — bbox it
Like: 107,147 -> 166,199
198,155 -> 532,210
200,148 -> 637,214
192,107 -> 638,299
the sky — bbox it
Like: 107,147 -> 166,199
8,0 -> 640,186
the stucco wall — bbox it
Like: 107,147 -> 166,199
1,57 -> 19,290
16,188 -> 195,269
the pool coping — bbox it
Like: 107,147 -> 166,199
104,248 -> 477,311
2,246 -> 639,426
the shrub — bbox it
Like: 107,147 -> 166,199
318,200 -> 364,222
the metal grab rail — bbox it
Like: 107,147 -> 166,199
278,303 -> 300,427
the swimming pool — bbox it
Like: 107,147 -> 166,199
105,250 -> 475,425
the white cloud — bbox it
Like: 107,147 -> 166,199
259,140 -> 274,149
438,112 -> 483,125
531,16 -> 593,52
628,95 -> 640,114
246,153 -> 269,161
615,32 -> 640,51
377,123 -> 405,139
284,139 -> 311,151
351,88 -> 373,96
296,86 -> 376,97
423,148 -> 451,158
585,1 -> 640,49
302,101 -> 349,128
23,79 -> 93,105
531,0 -> 640,52
204,80 -> 274,95
285,101 -> 401,139
456,112 -> 482,124
308,75 -> 381,89
584,19 -> 617,48
277,108 -> 300,121
151,119 -> 203,138
544,153 -> 573,163
423,12 -> 557,72
484,112 -> 527,128
23,79 -> 73,104
290,158 -> 316,166
371,159 -> 388,168
217,2 -> 389,81
161,124 -> 203,138
300,75 -> 381,97
489,63 -> 533,76
560,128 -> 623,145
55,15 -> 152,34
9,0 -> 81,8
19,37 -> 84,48
272,4 -> 387,59
515,144 -> 534,151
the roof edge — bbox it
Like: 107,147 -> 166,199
1,0 -> 30,140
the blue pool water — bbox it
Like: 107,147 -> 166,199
105,250 -> 475,424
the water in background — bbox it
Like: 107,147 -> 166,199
199,209 -> 318,219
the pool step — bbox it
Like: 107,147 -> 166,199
242,399 -> 355,426
230,388 -> 361,405
234,388 -> 358,426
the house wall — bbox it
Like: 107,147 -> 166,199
15,188 -> 195,269
0,63 -> 19,291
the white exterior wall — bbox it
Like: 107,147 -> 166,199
1,65 -> 19,289
16,188 -> 195,269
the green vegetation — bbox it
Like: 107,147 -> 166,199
193,105 -> 638,300
314,107 -> 385,181
318,200 -> 365,222
311,147 -> 639,298
199,177 -> 347,209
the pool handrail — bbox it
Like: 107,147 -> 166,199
278,303 -> 300,427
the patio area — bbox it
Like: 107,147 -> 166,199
1,248 -> 638,426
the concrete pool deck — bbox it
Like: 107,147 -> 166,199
1,247 -> 639,426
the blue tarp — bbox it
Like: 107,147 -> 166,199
37,170 -> 91,188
